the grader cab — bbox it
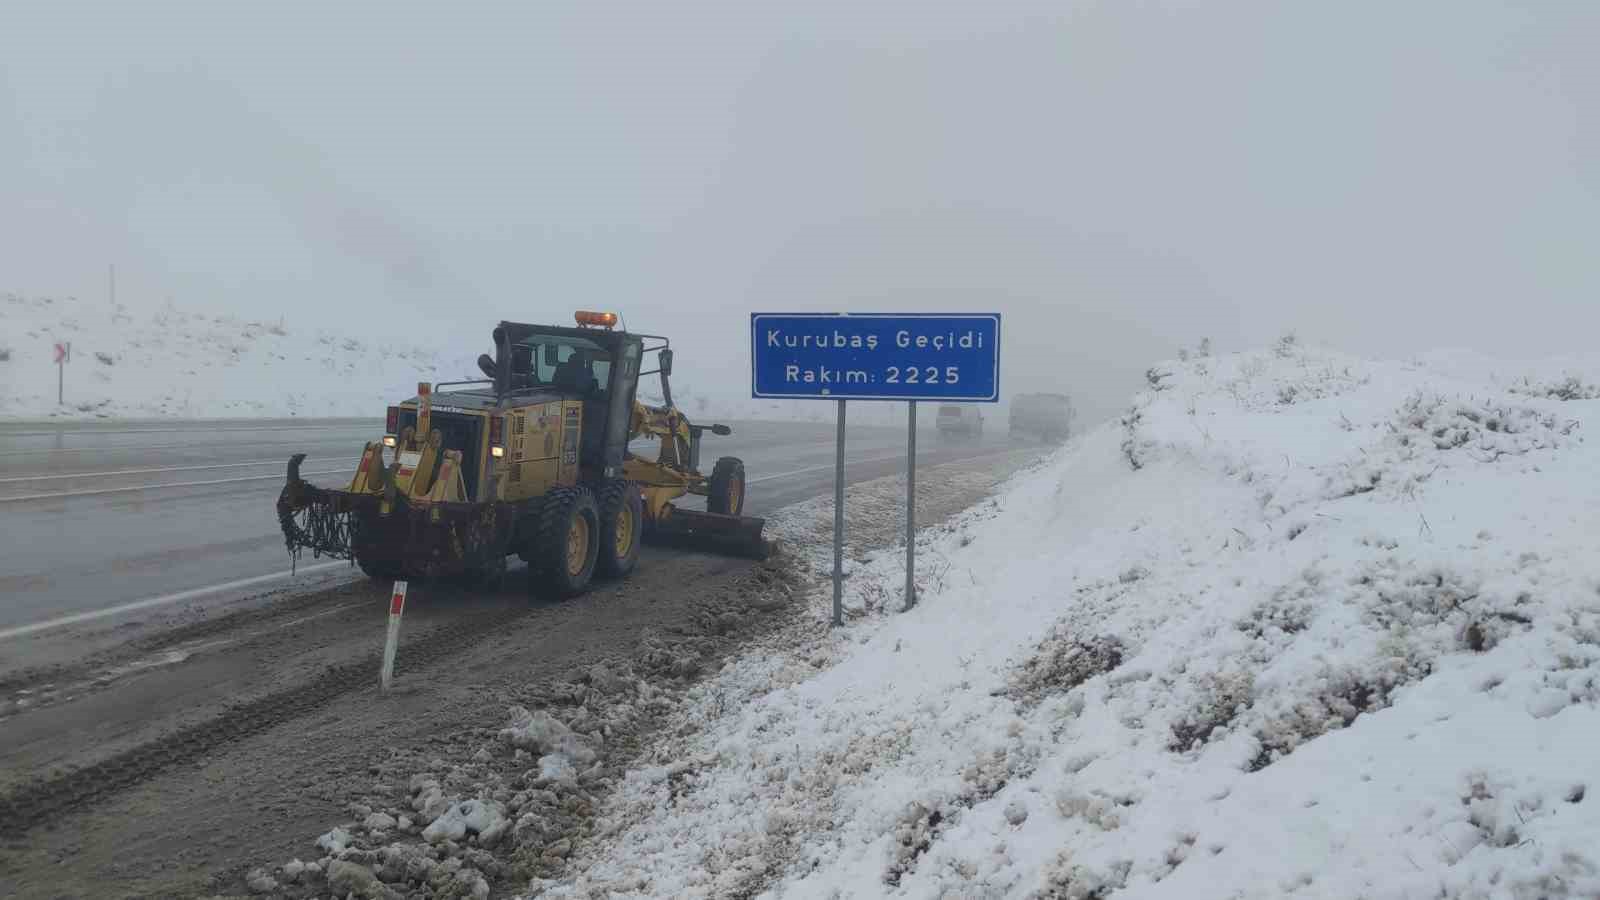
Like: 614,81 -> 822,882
277,312 -> 768,598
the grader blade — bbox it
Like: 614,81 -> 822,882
649,506 -> 772,560
277,452 -> 360,563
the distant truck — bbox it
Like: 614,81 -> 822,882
1009,392 -> 1074,443
936,403 -> 985,439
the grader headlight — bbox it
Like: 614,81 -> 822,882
488,415 -> 506,459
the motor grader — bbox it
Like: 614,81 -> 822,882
277,311 -> 768,598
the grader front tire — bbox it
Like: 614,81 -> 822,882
707,457 -> 747,517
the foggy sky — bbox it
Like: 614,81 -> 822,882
3,1 -> 1597,423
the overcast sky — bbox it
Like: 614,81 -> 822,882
3,1 -> 1597,422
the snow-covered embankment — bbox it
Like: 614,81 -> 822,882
546,344 -> 1600,898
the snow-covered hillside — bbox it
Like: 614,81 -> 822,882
0,292 -> 487,419
547,342 -> 1600,898
0,292 -> 909,424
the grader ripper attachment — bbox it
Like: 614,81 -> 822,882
276,312 -> 769,599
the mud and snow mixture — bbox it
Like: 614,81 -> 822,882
234,457 -> 1029,900
527,345 -> 1600,899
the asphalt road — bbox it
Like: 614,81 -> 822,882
0,416 -> 1021,637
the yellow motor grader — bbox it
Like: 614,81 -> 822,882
277,312 -> 768,598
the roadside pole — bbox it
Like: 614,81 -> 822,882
54,342 -> 70,405
833,399 -> 846,627
381,580 -> 408,692
904,400 -> 917,611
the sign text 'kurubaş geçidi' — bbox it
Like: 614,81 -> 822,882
750,313 -> 1001,402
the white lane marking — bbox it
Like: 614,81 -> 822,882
0,561 -> 355,642
0,456 -> 361,484
0,468 -> 351,503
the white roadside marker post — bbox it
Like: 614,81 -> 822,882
381,580 -> 408,693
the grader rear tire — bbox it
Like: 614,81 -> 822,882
707,457 -> 746,517
595,479 -> 642,579
527,486 -> 600,600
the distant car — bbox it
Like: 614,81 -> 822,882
1009,392 -> 1074,443
936,404 -> 984,438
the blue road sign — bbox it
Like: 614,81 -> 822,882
751,313 -> 1001,401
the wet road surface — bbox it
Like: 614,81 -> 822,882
0,417 -> 1023,636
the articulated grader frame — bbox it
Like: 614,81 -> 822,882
276,312 -> 769,598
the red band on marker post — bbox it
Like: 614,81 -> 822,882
390,588 -> 406,616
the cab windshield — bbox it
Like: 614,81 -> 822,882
509,334 -> 613,394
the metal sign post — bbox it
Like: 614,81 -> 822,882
833,399 -> 846,627
54,342 -> 70,405
381,580 -> 408,692
904,401 -> 917,610
750,313 -> 1001,624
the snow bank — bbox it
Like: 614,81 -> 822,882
540,344 -> 1600,899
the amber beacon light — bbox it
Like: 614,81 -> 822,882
574,310 -> 619,329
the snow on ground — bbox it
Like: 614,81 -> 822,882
1415,348 -> 1600,402
0,292 -> 483,419
535,341 -> 1600,899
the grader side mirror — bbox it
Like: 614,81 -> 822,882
659,348 -> 674,377
477,354 -> 496,379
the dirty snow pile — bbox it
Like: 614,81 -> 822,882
538,342 -> 1600,899
246,694 -> 632,900
0,292 -> 480,419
